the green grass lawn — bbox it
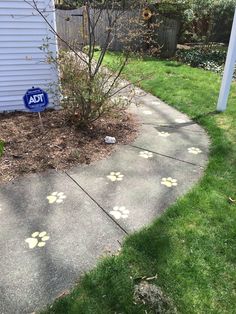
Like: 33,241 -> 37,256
0,140 -> 4,157
42,55 -> 236,314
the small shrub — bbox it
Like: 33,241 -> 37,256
59,51 -> 129,127
36,0 -> 160,127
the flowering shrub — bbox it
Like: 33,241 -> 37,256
34,0 -> 161,127
59,51 -> 128,127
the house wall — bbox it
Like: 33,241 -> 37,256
0,0 -> 58,112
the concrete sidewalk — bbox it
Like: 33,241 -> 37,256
0,88 -> 209,314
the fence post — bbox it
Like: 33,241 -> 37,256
82,6 -> 88,46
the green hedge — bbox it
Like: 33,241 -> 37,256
153,0 -> 235,43
176,47 -> 226,73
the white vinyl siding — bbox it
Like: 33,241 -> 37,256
0,0 -> 58,111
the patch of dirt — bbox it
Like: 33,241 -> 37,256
0,109 -> 139,183
134,281 -> 177,313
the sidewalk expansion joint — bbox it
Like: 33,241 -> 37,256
65,172 -> 129,236
129,144 -> 204,168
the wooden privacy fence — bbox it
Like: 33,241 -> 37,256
55,8 -> 180,57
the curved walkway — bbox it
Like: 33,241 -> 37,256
0,88 -> 209,314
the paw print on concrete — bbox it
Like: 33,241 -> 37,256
175,118 -> 187,123
139,151 -> 153,159
142,110 -> 152,115
119,81 -> 127,87
161,177 -> 178,188
110,206 -> 129,219
25,231 -> 50,249
151,101 -> 160,105
47,192 -> 66,204
188,147 -> 202,155
120,95 -> 130,101
135,88 -> 144,96
158,131 -> 170,137
107,172 -> 124,182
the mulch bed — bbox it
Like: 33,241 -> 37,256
0,109 -> 139,183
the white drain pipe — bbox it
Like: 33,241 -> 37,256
217,7 -> 236,112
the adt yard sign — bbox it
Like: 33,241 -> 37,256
23,87 -> 49,112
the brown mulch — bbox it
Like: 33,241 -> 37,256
0,109 -> 139,183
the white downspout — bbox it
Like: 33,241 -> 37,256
217,7 -> 236,112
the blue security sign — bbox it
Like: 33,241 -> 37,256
23,87 -> 49,112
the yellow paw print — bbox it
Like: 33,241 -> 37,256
135,88 -> 145,96
188,147 -> 202,155
107,172 -> 124,182
161,177 -> 178,188
158,131 -> 170,137
25,231 -> 50,249
175,118 -> 187,123
47,192 -> 66,204
139,151 -> 153,159
118,81 -> 127,88
142,110 -> 152,115
110,206 -> 130,219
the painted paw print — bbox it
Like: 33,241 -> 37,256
110,206 -> 129,219
175,118 -> 187,123
142,110 -> 152,115
107,172 -> 124,182
158,131 -> 170,137
120,95 -> 129,101
25,231 -> 50,249
135,89 -> 144,96
139,151 -> 153,159
47,192 -> 66,204
118,81 -> 127,87
188,147 -> 202,155
161,177 -> 178,188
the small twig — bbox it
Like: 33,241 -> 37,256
38,112 -> 44,131
117,239 -> 122,247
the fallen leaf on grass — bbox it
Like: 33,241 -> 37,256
229,197 -> 236,204
133,274 -> 158,283
56,290 -> 69,299
146,274 -> 158,281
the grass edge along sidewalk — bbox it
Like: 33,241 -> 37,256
42,55 -> 236,314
